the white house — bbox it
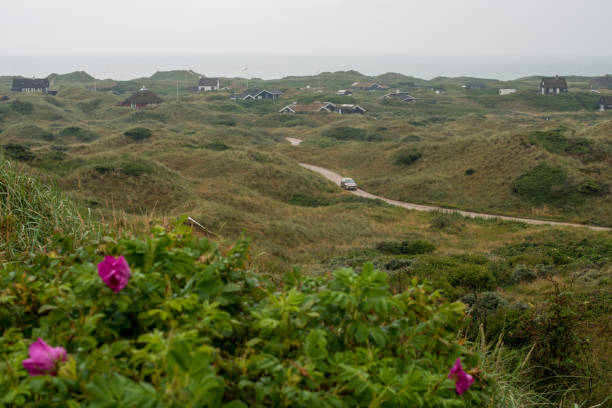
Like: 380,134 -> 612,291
198,77 -> 220,91
499,89 -> 517,96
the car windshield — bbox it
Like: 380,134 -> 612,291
343,178 -> 355,183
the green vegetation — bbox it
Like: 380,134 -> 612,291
393,148 -> 422,166
0,70 -> 611,406
0,161 -> 92,259
124,127 -> 152,141
0,225 -> 491,407
512,164 -> 573,204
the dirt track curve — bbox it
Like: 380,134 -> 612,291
288,139 -> 610,232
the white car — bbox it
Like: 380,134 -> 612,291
340,178 -> 357,191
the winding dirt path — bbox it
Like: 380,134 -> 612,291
298,162 -> 611,232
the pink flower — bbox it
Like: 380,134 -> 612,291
22,338 -> 67,376
98,255 -> 131,293
448,358 -> 475,395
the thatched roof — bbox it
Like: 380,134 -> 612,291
121,88 -> 164,105
11,78 -> 49,90
541,76 -> 568,89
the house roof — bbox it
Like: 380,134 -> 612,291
198,77 -> 219,86
351,82 -> 379,88
11,78 -> 49,90
280,102 -> 334,113
600,96 -> 612,104
121,88 -> 164,105
337,104 -> 366,112
384,92 -> 414,99
236,89 -> 282,99
541,76 -> 568,89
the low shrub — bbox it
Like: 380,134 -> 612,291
376,240 -> 436,255
59,126 -> 99,142
512,164 -> 576,205
3,144 -> 35,161
430,213 -> 463,232
323,126 -> 367,141
465,168 -> 475,176
393,148 -> 422,166
10,100 -> 33,114
577,180 -> 606,196
512,264 -> 537,283
0,224 -> 490,406
288,193 -> 331,207
471,292 -> 508,319
124,127 -> 152,141
77,99 -> 103,113
204,142 -> 230,151
120,161 -> 155,176
448,265 -> 497,292
210,116 -> 236,126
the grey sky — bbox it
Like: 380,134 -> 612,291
2,0 -> 611,56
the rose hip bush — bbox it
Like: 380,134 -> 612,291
0,219 -> 489,407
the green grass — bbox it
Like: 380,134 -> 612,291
0,160 -> 94,260
1,71 -> 612,404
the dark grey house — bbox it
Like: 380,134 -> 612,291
540,76 -> 568,95
462,82 -> 487,89
599,96 -> 612,111
351,82 -> 387,91
11,78 -> 50,93
230,89 -> 282,100
279,102 -> 365,115
383,91 -> 417,102
198,77 -> 220,91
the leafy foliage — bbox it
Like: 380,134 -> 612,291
0,223 -> 490,407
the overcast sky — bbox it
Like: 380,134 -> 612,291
2,0 -> 611,57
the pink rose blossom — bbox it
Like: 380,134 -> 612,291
448,358 -> 475,395
98,255 -> 131,292
22,338 -> 67,376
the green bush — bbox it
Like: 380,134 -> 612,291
577,180 -> 606,196
120,161 -> 155,176
77,99 -> 103,113
10,100 -> 33,114
3,144 -> 35,161
210,116 -> 236,126
470,292 -> 508,319
512,164 -> 575,205
465,168 -> 475,176
376,240 -> 436,255
204,142 -> 230,151
124,127 -> 152,141
323,126 -> 368,141
59,126 -> 99,142
0,224 -> 490,407
448,265 -> 497,292
393,148 -> 422,166
512,264 -> 537,283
